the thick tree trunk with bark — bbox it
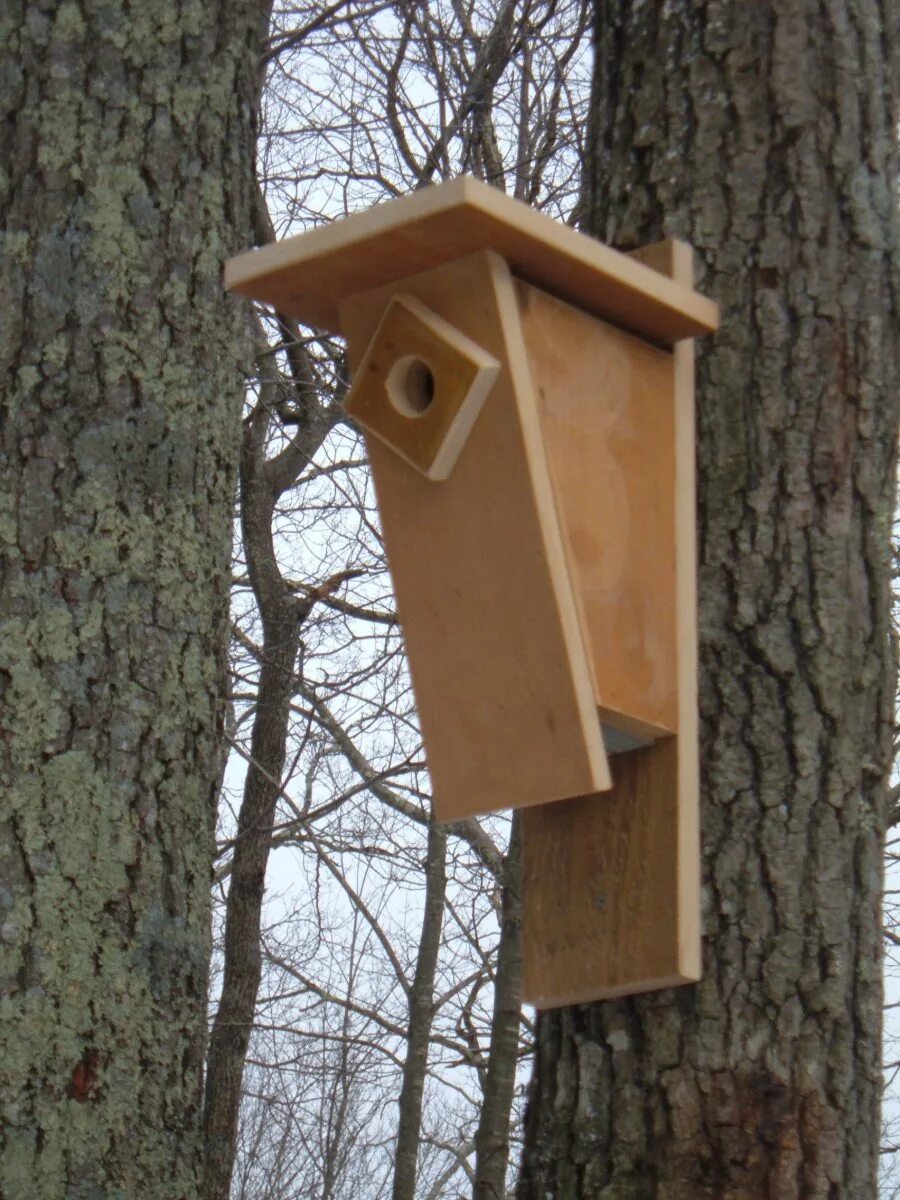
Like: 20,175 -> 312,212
0,3 -> 269,1197
519,3 -> 899,1198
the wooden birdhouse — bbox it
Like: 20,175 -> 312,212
225,178 -> 718,1008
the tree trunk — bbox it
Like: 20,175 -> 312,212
393,817 -> 448,1200
519,3 -> 899,1198
0,3 -> 270,1197
202,377 -> 308,1200
474,810 -> 523,1200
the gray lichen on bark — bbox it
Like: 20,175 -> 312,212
0,1 -> 270,1196
520,2 -> 899,1197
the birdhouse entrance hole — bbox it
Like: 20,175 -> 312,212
387,356 -> 436,416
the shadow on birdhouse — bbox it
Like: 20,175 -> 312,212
225,178 -> 718,1008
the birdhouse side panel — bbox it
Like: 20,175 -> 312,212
515,280 -> 679,740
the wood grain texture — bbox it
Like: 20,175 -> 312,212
226,176 -> 718,345
522,240 -> 701,1007
523,744 -> 685,1007
339,251 -> 611,822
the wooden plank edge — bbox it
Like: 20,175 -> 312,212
526,967 -> 700,1011
629,237 -> 702,983
488,251 -> 612,796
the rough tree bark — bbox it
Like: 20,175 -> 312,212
0,2 -> 270,1197
519,3 -> 899,1198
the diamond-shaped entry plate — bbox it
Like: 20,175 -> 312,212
345,294 -> 500,481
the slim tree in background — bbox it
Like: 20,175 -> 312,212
0,2 -> 270,1196
519,2 -> 899,1197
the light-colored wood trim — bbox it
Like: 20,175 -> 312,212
225,176 -> 719,346
630,239 -> 701,981
669,240 -> 702,981
339,251 -> 611,822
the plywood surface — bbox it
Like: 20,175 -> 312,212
518,282 -> 678,738
339,250 -> 611,822
226,176 -> 719,347
521,239 -> 701,1007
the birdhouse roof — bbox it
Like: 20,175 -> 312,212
225,176 -> 718,346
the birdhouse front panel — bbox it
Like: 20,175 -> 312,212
339,250 -> 611,823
